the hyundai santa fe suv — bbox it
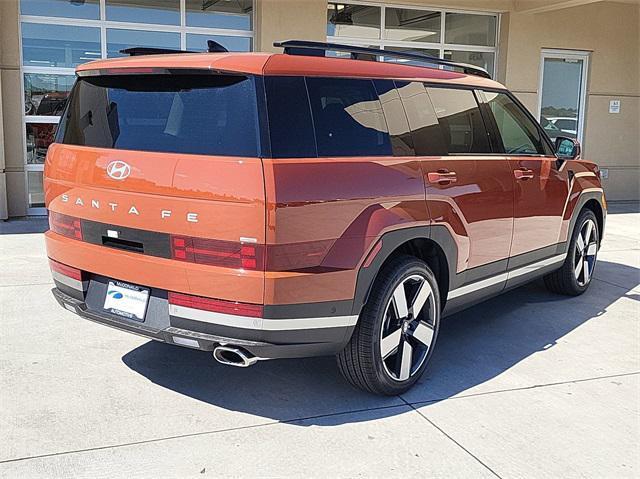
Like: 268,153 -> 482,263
45,41 -> 606,395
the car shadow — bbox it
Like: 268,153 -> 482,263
122,259 -> 638,426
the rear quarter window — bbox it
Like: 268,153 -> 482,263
306,77 -> 392,157
60,74 -> 260,157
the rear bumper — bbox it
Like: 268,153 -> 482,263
51,284 -> 356,360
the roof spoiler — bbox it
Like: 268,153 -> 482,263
120,40 -> 229,56
273,40 -> 492,79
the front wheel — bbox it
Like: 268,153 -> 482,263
337,256 -> 441,396
544,209 -> 599,295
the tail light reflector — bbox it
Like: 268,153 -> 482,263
171,235 -> 264,271
49,211 -> 83,240
49,258 -> 82,281
168,292 -> 263,318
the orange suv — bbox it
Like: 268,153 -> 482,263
45,41 -> 606,395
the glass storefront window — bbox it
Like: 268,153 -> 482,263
444,13 -> 496,47
186,0 -> 252,30
24,74 -> 74,117
26,123 -> 57,165
186,34 -> 251,52
107,29 -> 180,57
444,50 -> 495,76
20,0 -> 100,20
385,8 -> 441,43
106,0 -> 180,25
21,23 -> 100,68
384,47 -> 440,67
327,3 -> 381,39
27,171 -> 46,208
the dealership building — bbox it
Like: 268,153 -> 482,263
0,0 -> 638,218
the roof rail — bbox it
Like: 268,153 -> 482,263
273,40 -> 491,79
120,40 -> 229,56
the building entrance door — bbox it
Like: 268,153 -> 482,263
538,49 -> 590,145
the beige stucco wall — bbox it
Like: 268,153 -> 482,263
504,1 -> 640,200
0,0 -> 27,218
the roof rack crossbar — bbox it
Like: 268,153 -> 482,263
120,40 -> 228,56
273,40 -> 491,79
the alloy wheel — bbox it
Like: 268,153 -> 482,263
380,274 -> 436,381
574,218 -> 598,287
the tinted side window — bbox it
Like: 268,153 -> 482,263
484,91 -> 550,155
372,79 -> 414,156
426,87 -> 491,154
306,77 -> 392,157
264,76 -> 316,158
396,81 -> 446,156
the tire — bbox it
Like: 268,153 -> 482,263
337,255 -> 441,396
544,209 -> 599,296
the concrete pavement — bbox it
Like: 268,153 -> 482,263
0,204 -> 638,478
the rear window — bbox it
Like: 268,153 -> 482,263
59,74 -> 260,157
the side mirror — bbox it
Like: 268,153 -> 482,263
555,136 -> 581,161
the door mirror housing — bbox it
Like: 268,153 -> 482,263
555,136 -> 581,160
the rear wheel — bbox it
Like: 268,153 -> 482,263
337,256 -> 440,395
544,209 -> 599,295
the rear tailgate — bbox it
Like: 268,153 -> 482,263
44,71 -> 266,304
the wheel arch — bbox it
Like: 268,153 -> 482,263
351,226 -> 457,317
566,189 -> 606,251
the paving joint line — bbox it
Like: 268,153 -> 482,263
0,282 -> 53,288
593,277 -> 639,292
0,403 -> 409,465
398,395 -> 502,478
406,371 -> 640,407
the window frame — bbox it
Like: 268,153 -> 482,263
327,1 -> 500,79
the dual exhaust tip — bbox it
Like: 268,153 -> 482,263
213,345 -> 260,368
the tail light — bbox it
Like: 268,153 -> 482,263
49,212 -> 82,240
49,258 -> 82,281
168,291 -> 263,318
171,235 -> 264,271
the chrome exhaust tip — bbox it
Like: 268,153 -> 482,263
213,346 -> 259,368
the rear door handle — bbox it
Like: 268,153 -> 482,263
514,168 -> 534,180
427,170 -> 458,185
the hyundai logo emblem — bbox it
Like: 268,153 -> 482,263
106,161 -> 131,180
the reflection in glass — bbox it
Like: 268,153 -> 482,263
21,23 -> 100,68
396,81 -> 446,156
186,0 -> 252,30
444,50 -> 495,77
327,3 -> 381,39
186,34 -> 251,52
445,13 -> 496,47
427,87 -> 491,154
106,0 -> 180,25
384,47 -> 440,67
24,74 -> 74,116
306,77 -> 391,157
540,57 -> 583,139
373,79 -> 414,156
20,0 -> 100,19
28,171 -> 46,208
26,123 -> 57,165
107,29 -> 180,57
385,8 -> 440,43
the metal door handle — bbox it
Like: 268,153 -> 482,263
514,168 -> 534,180
428,170 -> 458,184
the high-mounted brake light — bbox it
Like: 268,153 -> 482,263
49,258 -> 82,281
168,292 -> 263,318
49,212 -> 83,240
171,235 -> 264,271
